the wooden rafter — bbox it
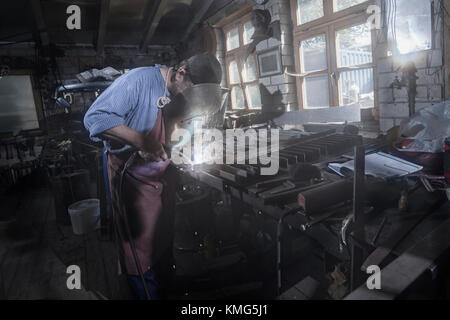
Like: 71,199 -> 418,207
181,0 -> 215,42
139,0 -> 166,52
30,0 -> 50,47
96,0 -> 111,54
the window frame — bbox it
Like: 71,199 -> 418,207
224,13 -> 262,110
296,27 -> 333,108
291,0 -> 372,30
291,0 -> 377,109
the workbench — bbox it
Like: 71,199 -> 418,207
177,129 -> 386,296
176,127 -> 450,299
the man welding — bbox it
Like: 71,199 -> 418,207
83,52 -> 222,300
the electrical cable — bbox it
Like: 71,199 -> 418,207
118,152 -> 152,300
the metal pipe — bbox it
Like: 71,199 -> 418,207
350,143 -> 365,291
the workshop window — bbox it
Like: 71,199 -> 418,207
300,35 -> 330,108
387,0 -> 433,54
297,0 -> 324,25
226,28 -> 240,51
224,15 -> 262,110
243,21 -> 255,45
333,0 -> 367,12
292,0 -> 375,109
296,0 -> 370,25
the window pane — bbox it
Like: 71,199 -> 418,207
243,22 -> 255,45
336,23 -> 372,67
388,0 -> 432,54
229,61 -> 240,85
301,35 -> 327,72
297,0 -> 324,25
334,0 -> 367,12
340,68 -> 374,108
231,86 -> 245,109
226,28 -> 239,51
241,55 -> 258,82
304,75 -> 329,108
245,84 -> 262,109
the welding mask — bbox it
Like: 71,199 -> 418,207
164,52 -> 227,150
164,83 -> 229,150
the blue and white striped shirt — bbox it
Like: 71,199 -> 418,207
83,65 -> 169,152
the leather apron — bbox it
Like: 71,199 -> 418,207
106,108 -> 178,275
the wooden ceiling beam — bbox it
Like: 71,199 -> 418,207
139,0 -> 167,52
30,0 -> 50,47
96,0 -> 111,54
181,0 -> 215,43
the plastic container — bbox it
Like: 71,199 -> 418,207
68,199 -> 100,235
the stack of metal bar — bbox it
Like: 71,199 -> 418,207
184,129 -> 366,216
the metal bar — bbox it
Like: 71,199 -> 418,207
297,179 -> 354,215
53,82 -> 113,98
350,144 -> 365,291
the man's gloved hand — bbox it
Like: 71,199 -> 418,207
139,143 -> 169,162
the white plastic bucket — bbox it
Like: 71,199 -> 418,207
68,199 -> 100,235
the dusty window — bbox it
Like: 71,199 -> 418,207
300,35 -> 330,108
224,14 -> 262,110
301,35 -> 328,72
336,23 -> 374,108
334,0 -> 367,12
243,21 -> 255,45
297,0 -> 324,25
293,0 -> 375,109
387,0 -> 433,54
305,75 -> 330,108
226,28 -> 240,51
